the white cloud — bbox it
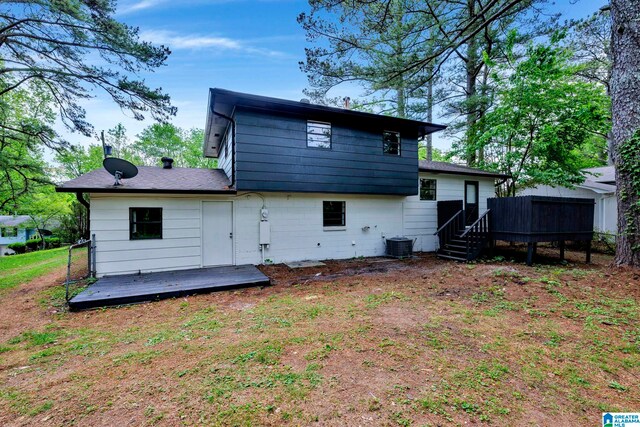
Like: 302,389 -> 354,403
140,30 -> 285,57
142,30 -> 241,50
119,0 -> 167,14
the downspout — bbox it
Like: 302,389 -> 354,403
212,110 -> 236,187
76,192 -> 90,240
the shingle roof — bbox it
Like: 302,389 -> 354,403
584,165 -> 615,185
419,160 -> 510,179
0,215 -> 32,227
56,167 -> 234,194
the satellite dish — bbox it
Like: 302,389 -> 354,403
103,157 -> 138,186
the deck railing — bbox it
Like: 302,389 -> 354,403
460,209 -> 491,260
434,210 -> 464,250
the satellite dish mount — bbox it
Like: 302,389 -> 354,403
103,158 -> 138,187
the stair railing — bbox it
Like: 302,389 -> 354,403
434,210 -> 464,251
460,209 -> 491,260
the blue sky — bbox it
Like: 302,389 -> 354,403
60,0 -> 608,153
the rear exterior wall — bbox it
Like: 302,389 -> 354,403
90,173 -> 495,277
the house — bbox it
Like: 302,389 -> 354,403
520,165 -> 617,236
57,88 -> 506,278
0,215 -> 38,256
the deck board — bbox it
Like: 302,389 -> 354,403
69,265 -> 270,310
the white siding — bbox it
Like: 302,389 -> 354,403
90,173 -> 497,277
520,185 -> 618,235
234,193 -> 405,265
402,173 -> 496,252
90,195 -> 204,277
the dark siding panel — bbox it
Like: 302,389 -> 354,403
234,108 -> 419,195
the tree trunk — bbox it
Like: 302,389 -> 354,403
466,31 -> 478,166
610,0 -> 640,266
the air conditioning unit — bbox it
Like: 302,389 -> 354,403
386,237 -> 413,259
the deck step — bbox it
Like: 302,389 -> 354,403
436,253 -> 468,262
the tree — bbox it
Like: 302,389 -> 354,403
0,0 -> 176,149
55,123 -> 143,179
299,0 -> 557,164
135,123 -> 213,168
567,10 -> 612,163
0,84 -> 53,211
17,186 -> 72,249
472,34 -> 611,196
609,0 -> 640,266
299,0 -> 437,119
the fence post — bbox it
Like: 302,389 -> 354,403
91,234 -> 96,278
87,239 -> 91,279
65,246 -> 72,302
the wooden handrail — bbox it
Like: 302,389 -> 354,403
434,210 -> 464,235
460,209 -> 491,238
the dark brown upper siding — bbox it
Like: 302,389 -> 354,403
233,107 -> 419,195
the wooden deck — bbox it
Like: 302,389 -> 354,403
68,265 -> 270,310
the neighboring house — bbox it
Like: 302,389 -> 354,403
0,215 -> 38,256
520,166 -> 617,235
57,88 -> 506,277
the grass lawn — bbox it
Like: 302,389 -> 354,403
0,248 -> 69,292
0,246 -> 637,426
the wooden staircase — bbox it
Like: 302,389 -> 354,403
435,209 -> 491,262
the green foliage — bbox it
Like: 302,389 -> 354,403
617,130 -> 640,252
135,124 -> 213,168
25,239 -> 41,251
56,123 -> 211,178
6,242 -> 26,254
0,84 -> 54,211
0,1 -> 175,144
298,0 -> 437,119
470,34 -> 611,195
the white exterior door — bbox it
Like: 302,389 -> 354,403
202,202 -> 233,266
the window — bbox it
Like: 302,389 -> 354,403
130,208 -> 163,240
1,227 -> 17,238
323,201 -> 346,227
307,121 -> 331,149
383,131 -> 401,155
420,179 -> 437,201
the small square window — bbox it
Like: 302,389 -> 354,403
420,179 -> 437,201
1,227 -> 17,238
323,201 -> 345,227
307,121 -> 331,149
383,131 -> 401,155
130,208 -> 162,240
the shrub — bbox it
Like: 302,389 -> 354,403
25,238 -> 42,250
7,242 -> 26,254
45,237 -> 62,248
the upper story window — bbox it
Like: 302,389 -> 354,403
1,227 -> 17,238
383,131 -> 401,155
323,201 -> 346,227
420,179 -> 437,201
130,208 -> 163,240
307,121 -> 331,149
